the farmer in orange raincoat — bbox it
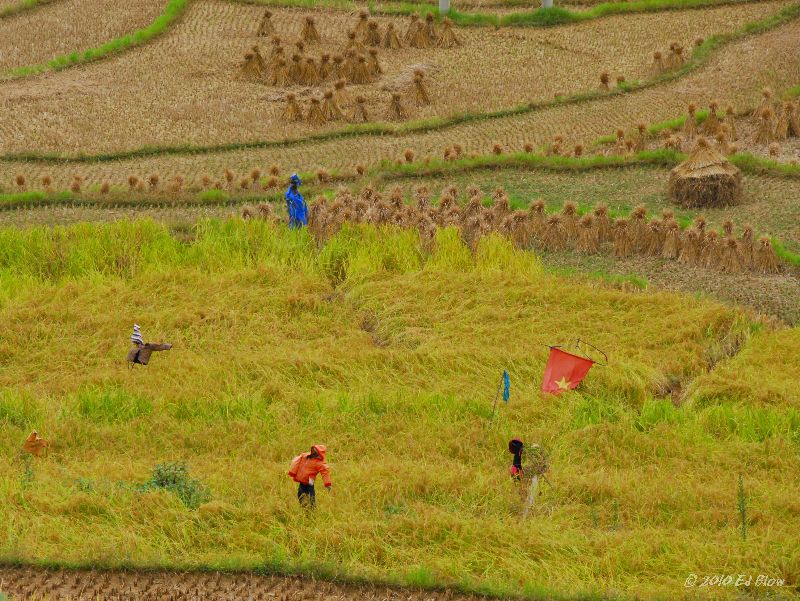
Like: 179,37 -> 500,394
288,444 -> 332,508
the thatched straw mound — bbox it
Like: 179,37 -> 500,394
668,137 -> 742,208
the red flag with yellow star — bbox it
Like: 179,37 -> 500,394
542,347 -> 595,394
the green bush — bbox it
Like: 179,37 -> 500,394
138,462 -> 211,509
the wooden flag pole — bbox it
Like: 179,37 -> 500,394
490,376 -> 502,421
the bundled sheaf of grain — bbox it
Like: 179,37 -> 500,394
14,174 -> 26,189
768,143 -> 779,158
573,144 -> 584,158
382,22 -> 403,49
683,103 -> 698,142
700,230 -> 720,268
613,218 -> 632,258
719,236 -> 744,273
788,100 -> 800,137
350,55 -> 373,85
661,219 -> 681,260
367,48 -> 382,77
404,14 -> 420,44
332,55 -> 344,80
321,89 -> 343,121
386,93 -> 408,121
412,70 -> 430,107
702,101 -> 721,136
677,227 -> 701,265
283,93 -> 303,122
42,175 -> 52,190
576,214 -> 599,254
668,137 -> 742,208
269,43 -> 285,68
414,185 -> 431,213
629,205 -> 648,252
592,203 -> 612,243
560,201 -> 579,243
724,105 -> 738,140
334,79 -> 349,105
527,198 -> 546,243
542,215 -> 567,251
148,174 -> 159,191
271,58 -> 290,86
649,51 -> 665,77
754,107 -> 775,145
240,47 -> 268,82
665,42 -> 685,70
354,9 -> 370,39
407,14 -> 430,48
633,123 -> 648,152
318,54 -> 332,80
755,236 -> 780,274
506,211 -> 530,250
774,102 -> 792,141
752,87 -> 773,122
257,10 -> 274,37
301,57 -> 321,86
349,95 -> 369,122
739,224 -> 755,268
306,98 -> 327,125
418,214 -> 438,254
301,16 -> 321,44
599,72 -> 610,92
289,54 -> 303,83
611,128 -> 626,156
437,17 -> 460,48
345,31 -> 366,55
644,219 -> 664,256
365,20 -> 382,47
424,13 -> 437,43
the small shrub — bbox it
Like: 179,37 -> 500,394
139,462 -> 211,509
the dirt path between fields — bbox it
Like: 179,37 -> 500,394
0,566 -> 484,601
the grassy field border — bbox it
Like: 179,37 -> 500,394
5,0 -> 798,163
1,0 -> 189,80
0,0 -> 58,18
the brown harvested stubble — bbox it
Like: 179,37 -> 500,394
0,1 -> 790,155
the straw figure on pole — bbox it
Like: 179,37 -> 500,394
257,10 -> 275,37
668,137 -> 742,208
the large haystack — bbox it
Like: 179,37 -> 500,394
668,137 -> 742,208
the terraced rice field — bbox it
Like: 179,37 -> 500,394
0,0 -> 791,154
0,0 -> 165,71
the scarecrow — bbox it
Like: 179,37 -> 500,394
285,173 -> 308,228
288,444 -> 332,508
127,324 -> 172,367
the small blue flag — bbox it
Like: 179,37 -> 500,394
502,369 -> 510,403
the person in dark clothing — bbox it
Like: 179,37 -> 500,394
509,438 -> 525,481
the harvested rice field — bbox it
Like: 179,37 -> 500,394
0,0 -> 792,154
2,0 -> 800,599
0,0 -> 166,72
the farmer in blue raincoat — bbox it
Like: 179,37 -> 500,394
285,173 -> 308,228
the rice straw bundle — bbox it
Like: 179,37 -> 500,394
404,14 -> 421,44
702,101 -> 721,136
527,199 -> 546,242
415,185 -> 431,213
755,236 -> 780,274
289,54 -> 303,83
418,215 -> 438,254
788,100 -> 800,137
350,55 -> 373,84
332,55 -> 344,80
257,10 -> 274,37
295,41 -> 305,56
719,237 -> 744,273
662,209 -> 675,224
649,51 -> 665,77
661,219 -> 681,260
644,219 -> 664,256
576,215 -> 599,254
345,31 -> 366,54
739,224 -> 755,268
367,48 -> 382,77
240,47 -> 268,81
677,227 -> 701,265
321,89 -> 343,120
542,215 -> 567,251
593,203 -> 612,242
301,16 -> 321,44
721,219 -> 733,237
700,230 -> 720,268
613,218 -> 632,258
283,93 -> 303,122
507,211 -> 531,250
386,92 -> 408,120
665,42 -> 684,69
365,20 -> 382,46
334,79 -> 349,105
629,205 -> 647,251
774,101 -> 792,140
301,57 -> 320,86
724,105 -> 737,140
349,95 -> 370,122
573,144 -> 584,157
752,87 -> 773,122
754,108 -> 775,144
611,128 -> 626,155
437,17 -> 460,48
683,103 -> 698,142
599,72 -> 610,92
383,22 -> 403,49
560,202 -> 579,243
269,43 -> 285,69
319,54 -> 332,80
355,9 -> 370,39
634,123 -> 648,152
424,13 -> 437,43
408,14 -> 430,48
306,97 -> 327,125
412,70 -> 430,106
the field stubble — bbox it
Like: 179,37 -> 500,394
0,0 -> 791,155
